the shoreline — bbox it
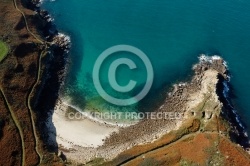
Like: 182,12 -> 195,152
21,0 -> 250,163
47,100 -> 119,148
45,53 -> 250,163
61,101 -> 140,127
198,54 -> 250,147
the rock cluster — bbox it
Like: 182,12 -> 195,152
52,33 -> 71,52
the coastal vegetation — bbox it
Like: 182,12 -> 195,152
0,41 -> 8,62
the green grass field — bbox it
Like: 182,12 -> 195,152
0,41 -> 8,62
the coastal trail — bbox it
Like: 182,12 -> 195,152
12,0 -> 51,164
13,0 -> 44,44
26,48 -> 48,165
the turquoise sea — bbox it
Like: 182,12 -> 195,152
42,0 -> 250,128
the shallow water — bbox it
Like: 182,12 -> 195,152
42,0 -> 250,129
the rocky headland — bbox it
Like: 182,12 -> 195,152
50,55 -> 250,165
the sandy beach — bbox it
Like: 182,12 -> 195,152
46,101 -> 119,149
46,99 -> 181,163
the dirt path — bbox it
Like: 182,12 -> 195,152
12,0 -> 50,164
27,48 -> 47,164
13,0 -> 44,44
0,87 -> 26,166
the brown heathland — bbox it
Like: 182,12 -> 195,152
0,0 -> 62,165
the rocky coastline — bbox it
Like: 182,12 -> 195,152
99,55 -> 250,165
217,73 -> 249,147
43,53 -> 250,165
198,55 -> 250,148
15,0 -> 250,165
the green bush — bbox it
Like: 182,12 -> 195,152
0,41 -> 8,62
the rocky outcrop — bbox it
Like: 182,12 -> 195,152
100,56 -> 250,165
55,55 -> 250,165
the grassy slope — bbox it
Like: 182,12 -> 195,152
0,41 -> 8,62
